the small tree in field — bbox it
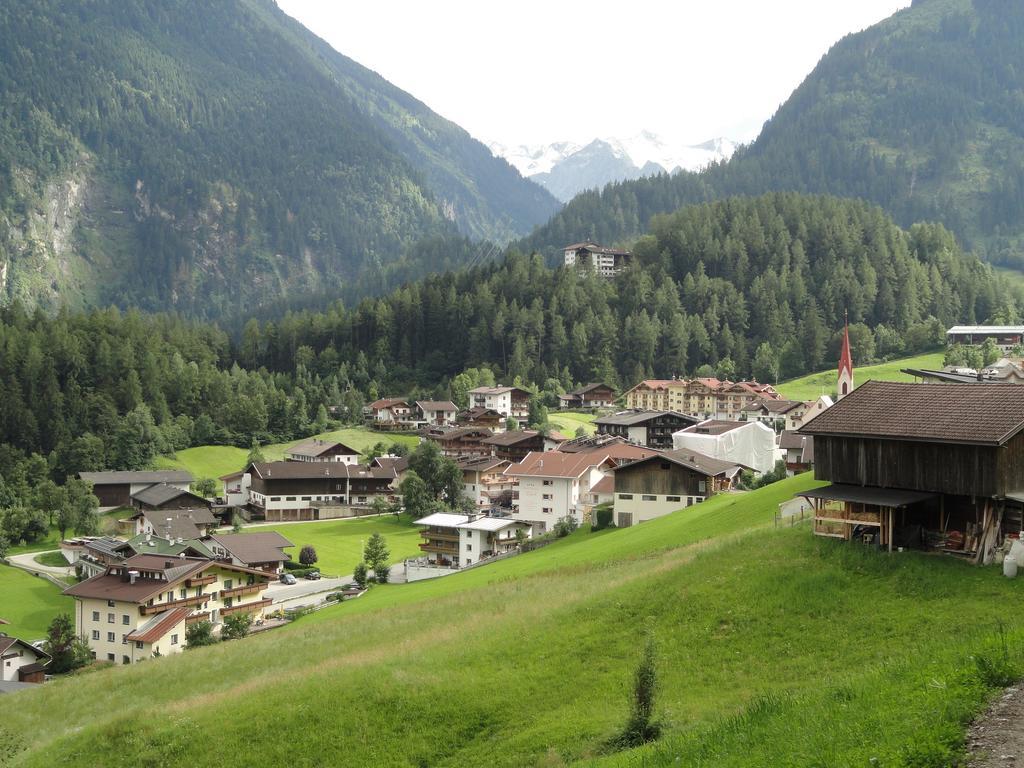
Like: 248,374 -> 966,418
221,613 -> 252,640
194,477 -> 217,498
363,533 -> 390,583
185,621 -> 218,649
43,614 -> 92,673
370,495 -> 391,518
299,544 -> 318,567
352,562 -> 369,588
608,629 -> 661,750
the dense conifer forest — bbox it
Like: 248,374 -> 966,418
521,0 -> 1024,267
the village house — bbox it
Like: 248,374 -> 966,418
422,426 -> 494,459
594,410 -> 699,449
779,431 -> 814,475
946,325 -> 1024,352
797,381 -> 1024,560
284,438 -> 361,464
77,470 -> 193,509
623,378 -> 782,420
415,400 -> 459,426
64,554 -> 274,664
503,451 -> 612,532
413,512 -> 531,569
0,634 -> 50,684
741,398 -> 804,431
563,241 -> 632,278
457,406 -> 507,432
482,430 -> 549,463
365,398 -> 418,429
903,358 -> 1024,386
206,532 -> 293,573
369,455 -> 410,484
241,461 -> 397,521
558,383 -> 617,409
673,419 -> 778,474
126,506 -> 219,541
468,386 -> 531,423
66,534 -> 216,578
129,483 -> 213,515
611,448 -> 743,527
457,456 -> 513,509
556,434 -> 661,466
783,396 -> 834,432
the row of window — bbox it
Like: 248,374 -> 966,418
91,611 -> 131,625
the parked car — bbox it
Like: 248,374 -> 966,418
304,570 -> 321,580
279,573 -> 297,585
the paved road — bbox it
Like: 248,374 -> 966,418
264,574 -> 353,611
7,551 -> 74,577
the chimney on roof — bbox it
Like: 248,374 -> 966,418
128,570 -> 139,585
164,560 -> 174,568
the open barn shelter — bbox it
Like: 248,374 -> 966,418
797,381 -> 1024,562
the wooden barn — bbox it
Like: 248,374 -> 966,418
798,381 -> 1024,562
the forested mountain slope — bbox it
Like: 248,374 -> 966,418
0,0 -> 558,317
522,0 -> 1024,264
241,194 -> 1010,389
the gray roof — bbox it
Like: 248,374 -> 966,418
138,508 -> 217,540
208,532 -> 293,564
131,483 -> 207,508
84,536 -> 130,559
799,381 -> 1024,446
595,410 -> 697,427
798,483 -> 935,507
285,439 -> 361,458
615,447 -> 742,478
78,470 -> 193,485
249,461 -> 395,480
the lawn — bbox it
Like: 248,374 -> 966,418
548,410 -> 597,437
32,551 -> 69,568
241,516 -> 423,576
0,565 -> 74,640
5,472 -> 1024,767
775,351 -> 945,400
153,426 -> 421,481
9,508 -> 127,555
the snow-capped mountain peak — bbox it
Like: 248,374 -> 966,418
489,131 -> 737,202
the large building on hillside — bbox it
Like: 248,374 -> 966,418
947,325 -> 1024,351
594,411 -> 699,449
77,471 -> 193,509
563,241 -> 632,278
622,378 -> 781,419
468,386 -> 531,422
503,451 -> 612,532
64,555 -> 274,664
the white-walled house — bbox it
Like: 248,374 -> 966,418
458,456 -> 513,508
784,396 -> 834,432
413,512 -> 531,569
284,439 -> 360,464
0,635 -> 50,683
503,451 -> 612,533
468,386 -> 531,422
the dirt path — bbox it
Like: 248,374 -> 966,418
968,685 -> 1024,767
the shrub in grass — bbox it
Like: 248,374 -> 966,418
185,621 -> 218,649
353,562 -> 369,588
974,623 -> 1019,688
299,544 -> 318,566
553,516 -> 578,538
221,613 -> 252,640
592,505 -> 614,531
608,629 -> 661,751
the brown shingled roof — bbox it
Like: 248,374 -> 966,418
798,380 -> 1024,446
126,608 -> 191,644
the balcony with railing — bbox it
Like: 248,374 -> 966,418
220,598 -> 272,616
141,593 -> 208,615
220,582 -> 267,600
419,540 -> 458,554
186,574 -> 216,587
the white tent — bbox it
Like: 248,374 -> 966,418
672,420 -> 779,474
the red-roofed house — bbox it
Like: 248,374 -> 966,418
503,451 -> 613,533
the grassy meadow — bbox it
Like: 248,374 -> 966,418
0,566 -> 74,640
8,507 -> 127,556
153,426 -> 421,481
775,351 -> 945,400
548,411 -> 597,437
6,472 -> 1024,766
243,516 -> 423,576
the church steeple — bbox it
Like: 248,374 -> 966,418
837,311 -> 854,400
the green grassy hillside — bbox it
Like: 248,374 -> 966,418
154,427 -> 421,481
0,566 -> 73,640
775,352 -> 945,401
246,517 -> 421,576
3,473 -> 1023,767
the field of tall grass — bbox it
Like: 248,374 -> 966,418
3,473 -> 1023,767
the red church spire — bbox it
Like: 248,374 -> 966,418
837,310 -> 854,399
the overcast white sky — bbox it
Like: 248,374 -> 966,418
277,1 -> 911,149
